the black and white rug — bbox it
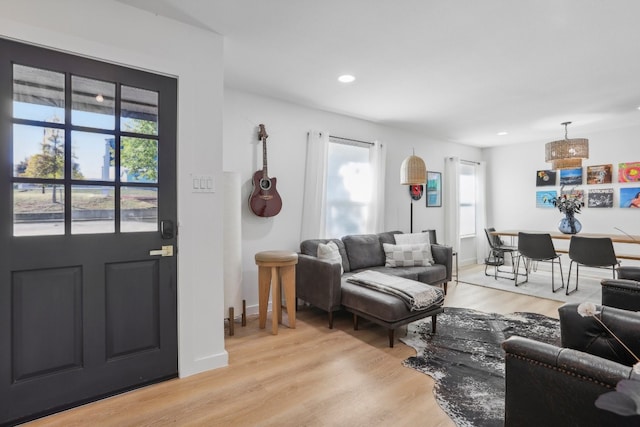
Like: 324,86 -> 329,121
401,307 -> 560,427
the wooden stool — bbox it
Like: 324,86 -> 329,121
255,250 -> 298,334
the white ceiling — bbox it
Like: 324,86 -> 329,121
117,0 -> 640,147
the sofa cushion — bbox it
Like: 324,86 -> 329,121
342,234 -> 385,271
317,241 -> 344,274
378,230 -> 402,245
383,243 -> 432,267
394,232 -> 434,264
300,238 -> 350,272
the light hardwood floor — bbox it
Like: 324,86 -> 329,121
24,280 -> 563,427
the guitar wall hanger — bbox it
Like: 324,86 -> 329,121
249,124 -> 282,217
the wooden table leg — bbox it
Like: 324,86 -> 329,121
258,266 -> 271,329
281,265 -> 296,328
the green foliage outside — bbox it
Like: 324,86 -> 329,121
120,119 -> 158,182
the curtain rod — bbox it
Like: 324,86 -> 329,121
448,157 -> 481,165
329,135 -> 374,146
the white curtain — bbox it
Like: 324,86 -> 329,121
444,157 -> 461,253
300,130 -> 329,240
366,141 -> 386,233
475,161 -> 488,263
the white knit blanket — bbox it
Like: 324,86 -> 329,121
346,270 -> 444,311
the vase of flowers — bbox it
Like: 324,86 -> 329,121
550,188 -> 584,234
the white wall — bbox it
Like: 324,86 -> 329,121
2,0 -> 227,377
223,88 -> 482,314
483,124 -> 640,260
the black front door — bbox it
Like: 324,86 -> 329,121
0,38 -> 178,425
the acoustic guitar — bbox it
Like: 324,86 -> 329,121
249,124 -> 282,217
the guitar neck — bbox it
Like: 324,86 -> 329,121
262,136 -> 268,177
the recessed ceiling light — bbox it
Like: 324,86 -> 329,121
497,131 -> 508,136
95,94 -> 104,102
338,74 -> 355,83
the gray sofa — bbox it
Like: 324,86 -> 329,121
296,231 -> 452,345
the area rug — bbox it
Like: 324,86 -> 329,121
457,263 -> 604,304
400,307 -> 560,427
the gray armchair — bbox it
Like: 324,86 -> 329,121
502,303 -> 640,426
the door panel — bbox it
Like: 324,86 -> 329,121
12,266 -> 83,381
105,260 -> 160,358
0,38 -> 178,425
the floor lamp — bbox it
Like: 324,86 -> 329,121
400,151 -> 427,233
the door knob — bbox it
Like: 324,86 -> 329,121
149,245 -> 174,257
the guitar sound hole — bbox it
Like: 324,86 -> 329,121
259,179 -> 272,191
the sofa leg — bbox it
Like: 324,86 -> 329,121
388,329 -> 395,347
443,282 -> 448,295
431,315 -> 437,333
353,314 -> 359,330
328,311 -> 334,329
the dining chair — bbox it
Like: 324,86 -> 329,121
484,227 -> 519,280
515,232 -> 564,292
567,236 -> 620,295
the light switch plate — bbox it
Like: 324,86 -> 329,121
191,174 -> 215,193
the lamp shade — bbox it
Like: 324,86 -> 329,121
400,154 -> 426,185
545,122 -> 589,169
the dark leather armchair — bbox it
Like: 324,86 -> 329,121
502,303 -> 640,426
601,266 -> 640,311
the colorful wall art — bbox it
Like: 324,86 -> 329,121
559,168 -> 583,185
620,187 -> 640,208
536,170 -> 556,186
426,171 -> 442,207
586,164 -> 613,184
618,162 -> 640,182
536,190 -> 557,208
588,188 -> 613,208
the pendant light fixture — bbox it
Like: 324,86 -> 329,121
545,121 -> 589,170
400,149 -> 427,185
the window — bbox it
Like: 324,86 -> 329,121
459,162 -> 477,237
11,64 -> 160,236
325,137 -> 374,237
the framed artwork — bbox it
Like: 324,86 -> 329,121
536,170 -> 556,186
586,164 -> 613,184
426,171 -> 442,207
559,168 -> 583,185
536,190 -> 557,208
620,187 -> 640,208
618,162 -> 640,182
587,188 -> 613,208
409,184 -> 423,201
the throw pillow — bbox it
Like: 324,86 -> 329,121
317,241 -> 344,274
383,243 -> 433,267
394,232 -> 434,264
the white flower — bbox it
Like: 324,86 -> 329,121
577,302 -> 601,317
634,362 -> 640,375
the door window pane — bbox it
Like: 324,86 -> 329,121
121,187 -> 158,232
71,186 -> 114,234
121,86 -> 158,135
71,76 -> 115,130
120,137 -> 158,183
71,131 -> 115,181
13,64 -> 65,123
13,124 -> 65,179
13,184 -> 64,236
